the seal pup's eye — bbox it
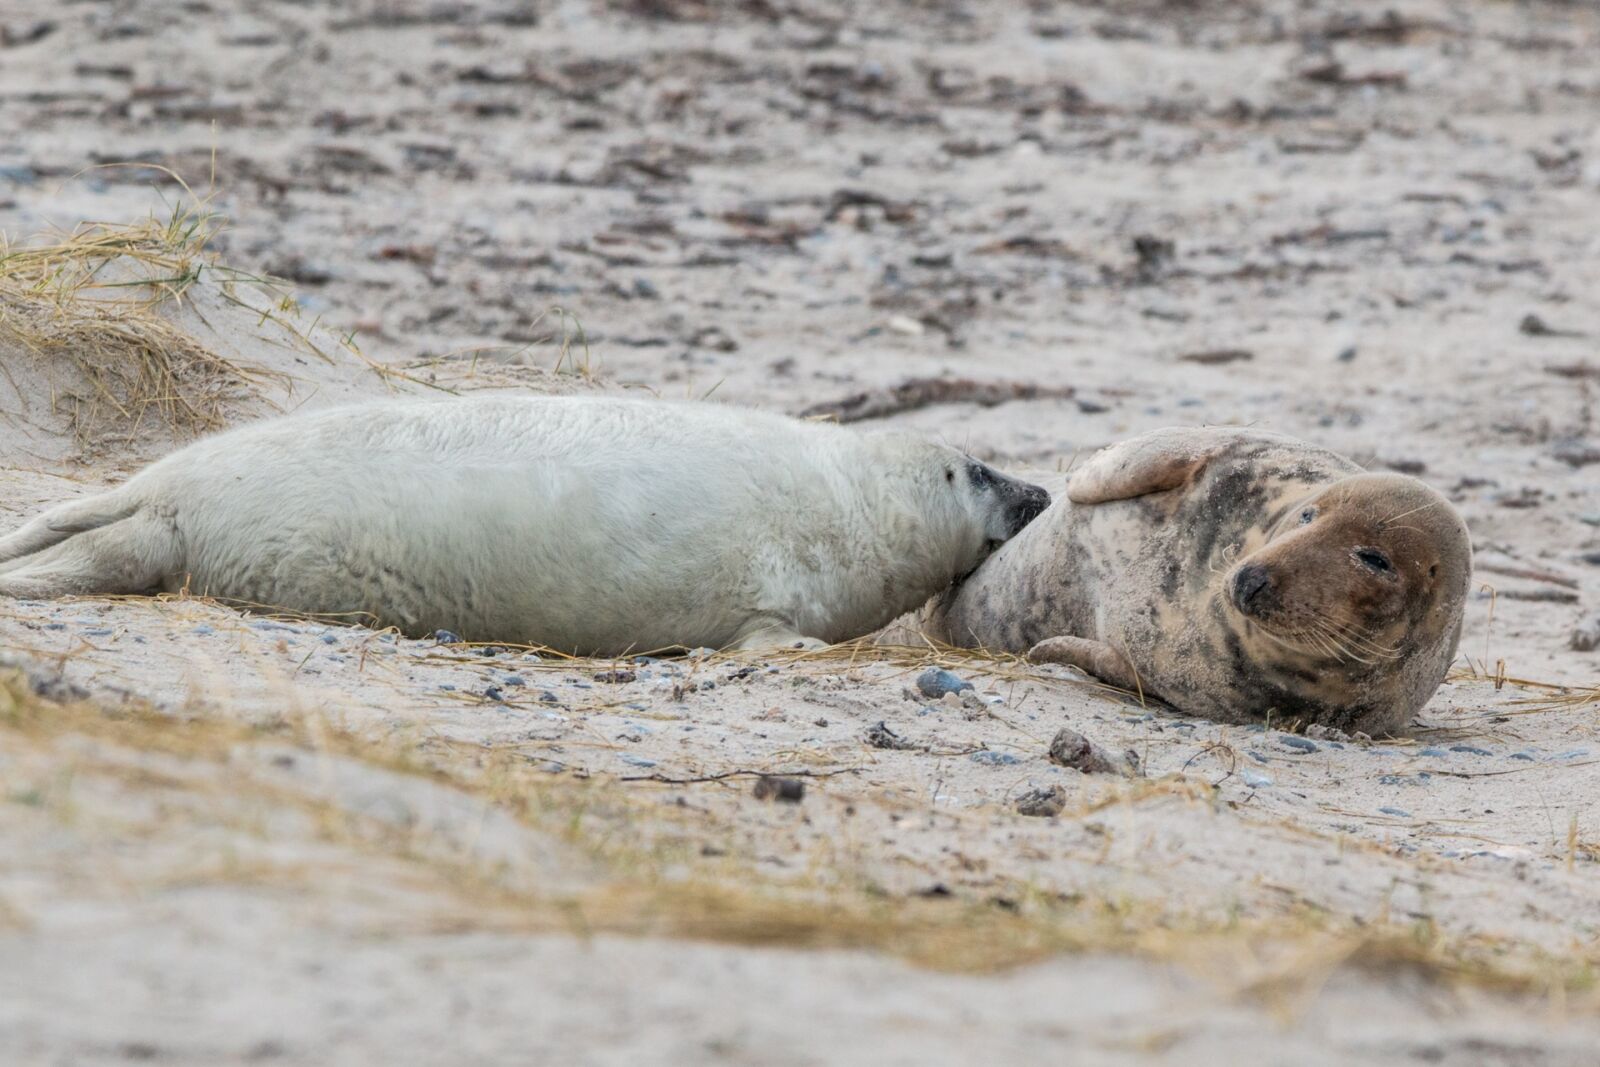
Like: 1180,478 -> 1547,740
945,468 -> 955,484
1299,508 -> 1317,525
1354,548 -> 1393,573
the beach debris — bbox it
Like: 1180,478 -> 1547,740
1520,313 -> 1584,339
1571,614 -> 1600,652
752,776 -> 805,803
1047,727 -> 1139,776
799,378 -> 1075,423
1178,348 -> 1254,366
864,721 -> 919,750
1015,785 -> 1068,817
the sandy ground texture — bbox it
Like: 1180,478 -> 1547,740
3,0 -> 1600,1062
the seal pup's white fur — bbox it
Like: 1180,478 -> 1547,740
0,395 -> 1049,654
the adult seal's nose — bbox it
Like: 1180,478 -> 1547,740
1231,562 -> 1273,615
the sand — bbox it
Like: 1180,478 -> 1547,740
2,0 -> 1599,1062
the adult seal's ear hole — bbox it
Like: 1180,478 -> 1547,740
922,427 -> 1472,736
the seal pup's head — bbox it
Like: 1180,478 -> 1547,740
868,433 -> 1051,590
1221,472 -> 1472,731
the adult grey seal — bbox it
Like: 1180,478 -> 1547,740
0,395 -> 1050,655
921,427 -> 1472,735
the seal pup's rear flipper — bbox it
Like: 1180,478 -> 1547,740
0,492 -> 139,564
1068,427 -> 1296,505
0,505 -> 175,599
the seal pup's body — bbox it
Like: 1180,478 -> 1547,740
0,395 -> 1049,654
923,427 -> 1471,735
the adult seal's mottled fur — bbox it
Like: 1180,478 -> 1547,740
0,395 -> 1050,655
923,427 -> 1472,735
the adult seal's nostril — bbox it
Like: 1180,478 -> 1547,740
1231,562 -> 1272,613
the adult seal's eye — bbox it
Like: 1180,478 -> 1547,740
1355,548 -> 1393,573
1299,508 -> 1316,525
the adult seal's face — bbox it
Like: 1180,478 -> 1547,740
1221,472 -> 1472,689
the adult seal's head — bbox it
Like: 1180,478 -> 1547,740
1216,471 -> 1472,727
923,427 -> 1473,736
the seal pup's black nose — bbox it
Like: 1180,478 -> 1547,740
1231,563 -> 1273,616
998,479 -> 1049,537
1008,483 -> 1052,537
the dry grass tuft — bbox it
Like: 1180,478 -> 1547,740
0,180 -> 293,449
5,664 -> 1598,1005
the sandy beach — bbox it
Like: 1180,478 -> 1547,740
2,0 -> 1600,1062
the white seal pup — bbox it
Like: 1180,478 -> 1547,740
0,395 -> 1050,654
919,427 -> 1472,735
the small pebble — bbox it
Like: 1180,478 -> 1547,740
439,684 -> 456,692
321,633 -> 338,645
1418,746 -> 1449,757
1450,744 -> 1492,757
752,776 -> 805,803
595,670 -> 637,684
1379,806 -> 1412,818
916,667 -> 973,699
484,686 -> 505,702
190,624 -> 214,636
1279,736 -> 1318,753
1557,749 -> 1591,760
538,691 -> 559,704
433,630 -> 461,644
970,751 -> 1020,766
1510,752 -> 1536,762
1048,727 -> 1136,776
620,755 -> 657,768
1015,785 -> 1067,817
501,674 -> 527,686
1240,770 -> 1273,789
80,628 -> 113,637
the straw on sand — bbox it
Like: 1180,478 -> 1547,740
0,187 -> 284,450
